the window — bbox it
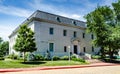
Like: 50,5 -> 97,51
64,46 -> 67,52
91,34 -> 94,39
83,33 -> 85,38
49,27 -> 54,35
83,47 -> 86,52
49,43 -> 54,52
72,21 -> 77,25
56,17 -> 61,22
92,46 -> 94,52
74,31 -> 77,37
63,30 -> 67,36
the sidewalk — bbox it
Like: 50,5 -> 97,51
0,62 -> 119,73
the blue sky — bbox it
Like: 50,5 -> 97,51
0,0 -> 117,41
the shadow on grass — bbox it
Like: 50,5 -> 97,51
21,61 -> 46,65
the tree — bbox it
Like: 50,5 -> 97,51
0,41 -> 9,56
85,0 -> 120,60
0,37 -> 3,44
14,24 -> 37,62
85,6 -> 114,58
0,37 -> 9,57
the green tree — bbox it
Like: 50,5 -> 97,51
0,37 -> 9,57
0,41 -> 9,56
0,37 -> 3,44
14,24 -> 37,62
85,6 -> 114,58
85,0 -> 120,60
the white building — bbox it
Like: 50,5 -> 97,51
9,10 -> 100,57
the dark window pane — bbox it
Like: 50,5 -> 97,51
83,47 -> 86,52
74,31 -> 77,37
49,28 -> 54,35
83,33 -> 85,38
64,46 -> 67,52
49,43 -> 54,52
73,21 -> 77,25
56,17 -> 61,22
92,46 -> 94,52
91,34 -> 94,39
63,30 -> 67,36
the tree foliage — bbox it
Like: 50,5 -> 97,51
85,0 -> 120,59
0,37 -> 3,44
14,24 -> 37,62
0,37 -> 9,57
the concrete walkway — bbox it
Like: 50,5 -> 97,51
0,62 -> 119,73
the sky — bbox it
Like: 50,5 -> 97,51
0,0 -> 118,41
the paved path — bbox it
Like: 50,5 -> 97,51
2,65 -> 120,74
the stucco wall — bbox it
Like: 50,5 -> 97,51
33,20 -> 99,56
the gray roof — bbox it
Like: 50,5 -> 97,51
9,10 -> 86,38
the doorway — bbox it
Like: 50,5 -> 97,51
74,45 -> 78,54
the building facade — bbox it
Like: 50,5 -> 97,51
9,10 -> 100,57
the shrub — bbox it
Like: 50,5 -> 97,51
7,54 -> 19,60
0,57 -> 4,60
13,55 -> 19,60
25,53 -> 35,61
44,57 -> 51,61
44,50 -> 51,60
72,58 -> 85,63
91,55 -> 101,59
60,56 -> 69,60
53,56 -> 60,61
71,54 -> 77,59
34,54 -> 44,61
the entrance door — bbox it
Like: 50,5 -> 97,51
49,43 -> 54,52
74,45 -> 78,54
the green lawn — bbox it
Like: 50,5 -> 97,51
0,59 -> 87,68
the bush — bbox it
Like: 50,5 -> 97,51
34,54 -> 44,61
60,56 -> 69,60
25,53 -> 35,61
53,56 -> 60,61
72,58 -> 85,63
71,54 -> 77,59
91,55 -> 101,59
13,55 -> 19,60
44,57 -> 51,61
7,54 -> 19,60
0,57 -> 4,60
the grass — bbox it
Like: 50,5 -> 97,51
0,59 -> 87,68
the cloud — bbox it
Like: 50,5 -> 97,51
60,13 -> 85,21
0,25 -> 17,41
28,0 -> 87,21
0,4 -> 33,17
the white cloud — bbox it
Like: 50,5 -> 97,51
0,25 -> 17,41
60,13 -> 85,21
0,4 -> 33,17
28,0 -> 86,21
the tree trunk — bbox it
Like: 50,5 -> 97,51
101,47 -> 105,59
23,52 -> 26,62
109,47 -> 113,62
